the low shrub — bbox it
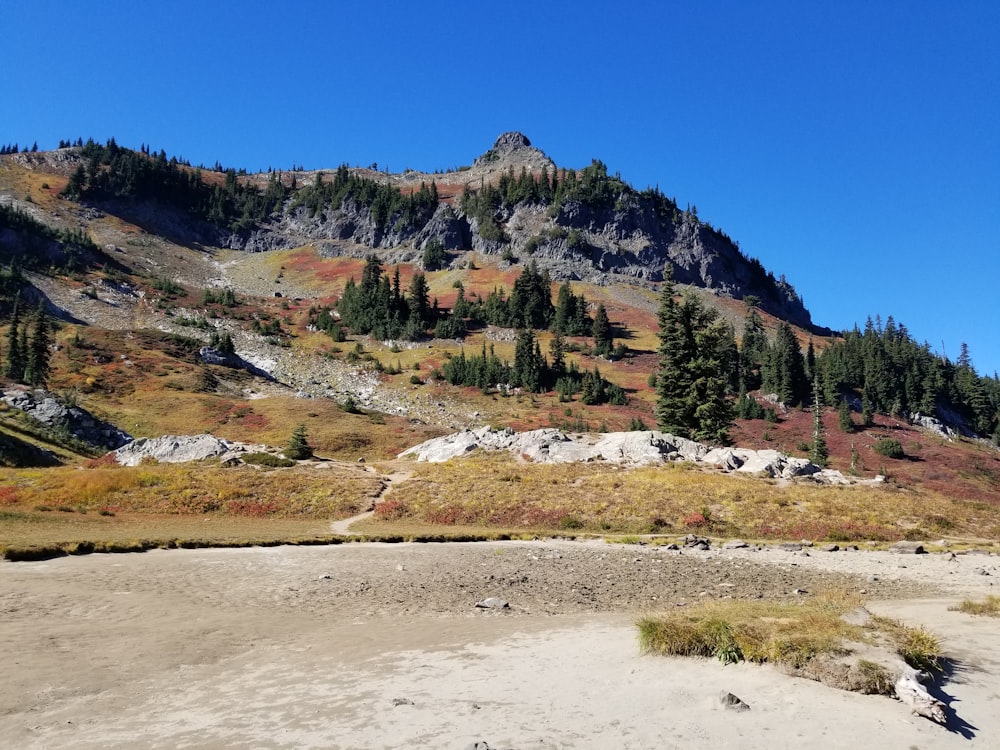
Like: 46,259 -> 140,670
873,438 -> 904,459
242,452 -> 295,468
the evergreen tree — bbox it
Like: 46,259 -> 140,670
24,302 -> 51,387
592,303 -> 613,357
285,424 -> 313,460
549,330 -> 566,378
838,398 -> 855,433
4,294 -> 23,381
512,329 -> 544,392
762,322 -> 808,406
655,272 -> 735,444
810,377 -> 829,467
738,300 -> 767,391
407,272 -> 431,330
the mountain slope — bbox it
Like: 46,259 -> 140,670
5,133 -> 811,327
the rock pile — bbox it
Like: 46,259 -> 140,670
2,387 -> 133,450
113,434 -> 270,466
399,427 -> 873,486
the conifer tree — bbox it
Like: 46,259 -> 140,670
810,377 -> 829,467
655,271 -> 735,444
738,300 -> 767,391
4,294 -> 23,381
24,302 -> 51,387
285,424 -> 313,460
838,398 -> 855,433
549,330 -> 566,378
592,303 -> 612,357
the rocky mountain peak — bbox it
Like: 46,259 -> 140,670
492,131 -> 533,151
474,132 -> 553,169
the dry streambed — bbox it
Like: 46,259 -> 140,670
2,540 -> 999,749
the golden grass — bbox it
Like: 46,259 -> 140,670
374,452 -> 1000,540
0,461 -> 383,555
637,589 -> 942,684
951,595 -> 1000,617
638,590 -> 864,668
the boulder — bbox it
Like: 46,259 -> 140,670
113,434 -> 268,466
888,542 -> 926,555
2,387 -> 132,450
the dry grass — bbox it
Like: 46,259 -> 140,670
374,452 -> 1000,540
637,590 -> 942,684
0,461 -> 383,555
638,590 -> 864,668
951,595 -> 1000,617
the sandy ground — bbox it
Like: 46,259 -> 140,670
2,539 -> 999,749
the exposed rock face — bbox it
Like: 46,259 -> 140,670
2,387 -> 132,450
217,133 -> 811,327
398,427 -> 867,485
113,434 -> 269,466
197,346 -> 274,379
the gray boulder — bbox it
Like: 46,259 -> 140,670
2,387 -> 132,450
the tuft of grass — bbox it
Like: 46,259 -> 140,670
854,659 -> 895,695
951,595 -> 1000,617
872,616 -> 943,672
638,590 -> 942,676
638,591 -> 862,668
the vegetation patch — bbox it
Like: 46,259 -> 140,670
952,595 -> 1000,617
377,453 -> 1000,539
638,591 -> 942,694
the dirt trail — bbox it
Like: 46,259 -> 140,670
329,465 -> 412,535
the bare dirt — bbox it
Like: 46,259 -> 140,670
3,540 -> 999,748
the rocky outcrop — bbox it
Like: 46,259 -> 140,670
398,427 -> 865,485
113,434 -> 270,466
197,346 -> 274,379
217,133 -> 811,327
2,387 -> 132,450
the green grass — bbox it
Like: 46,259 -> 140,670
637,590 -> 942,682
951,595 -> 1000,617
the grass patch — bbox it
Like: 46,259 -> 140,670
637,590 -> 942,678
377,452 -> 1000,540
242,452 -> 296,468
951,595 -> 1000,617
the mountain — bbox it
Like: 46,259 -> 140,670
3,132 -> 811,328
0,132 -> 998,520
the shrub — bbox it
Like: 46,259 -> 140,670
243,452 -> 295,468
873,438 -> 904,459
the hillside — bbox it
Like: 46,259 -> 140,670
1,133 -> 999,555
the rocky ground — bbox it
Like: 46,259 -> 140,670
2,539 -> 998,749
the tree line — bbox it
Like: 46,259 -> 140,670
2,296 -> 52,388
655,278 -> 1000,446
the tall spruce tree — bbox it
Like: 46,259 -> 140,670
592,303 -> 612,357
4,293 -> 23,381
655,271 -> 735,444
739,301 -> 767,391
24,302 -> 51,387
810,377 -> 829,467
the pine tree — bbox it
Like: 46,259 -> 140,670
592,303 -> 612,357
285,424 -> 313,460
838,398 -> 855,433
810,377 -> 829,467
655,271 -> 735,444
738,301 -> 767,391
513,329 -> 543,392
549,330 -> 566,378
24,302 -> 51,387
4,294 -> 23,381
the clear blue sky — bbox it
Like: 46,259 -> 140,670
4,1 -> 998,376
